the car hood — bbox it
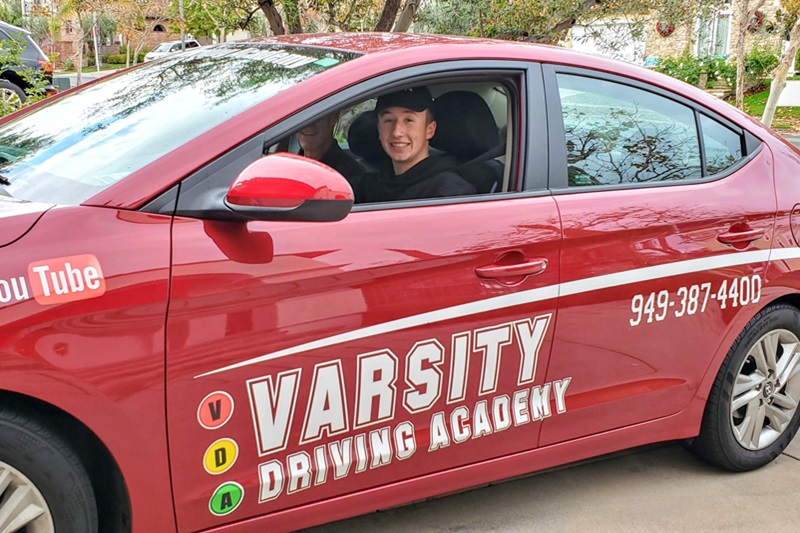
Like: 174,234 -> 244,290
0,197 -> 53,247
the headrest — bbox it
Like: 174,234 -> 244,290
430,91 -> 500,161
347,110 -> 391,167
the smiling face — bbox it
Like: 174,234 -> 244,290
297,113 -> 339,161
377,107 -> 437,175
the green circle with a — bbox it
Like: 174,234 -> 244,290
209,481 -> 244,516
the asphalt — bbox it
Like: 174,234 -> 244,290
305,438 -> 800,532
777,80 -> 800,107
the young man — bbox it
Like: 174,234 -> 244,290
355,86 -> 476,203
297,112 -> 366,187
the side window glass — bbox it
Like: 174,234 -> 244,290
264,80 -> 514,205
557,74 -> 702,187
700,114 -> 743,175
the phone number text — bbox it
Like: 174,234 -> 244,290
629,275 -> 762,327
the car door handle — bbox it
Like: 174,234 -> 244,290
475,259 -> 548,279
716,229 -> 763,244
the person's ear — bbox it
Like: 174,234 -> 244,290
426,120 -> 436,140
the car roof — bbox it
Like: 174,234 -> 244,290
245,32 -> 501,55
0,20 -> 32,36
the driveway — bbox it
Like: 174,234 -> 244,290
304,438 -> 800,532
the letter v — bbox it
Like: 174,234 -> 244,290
248,369 -> 301,455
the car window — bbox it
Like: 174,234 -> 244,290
153,43 -> 171,52
263,80 -> 515,205
700,113 -> 744,175
171,44 -> 181,52
557,73 -> 702,187
0,44 -> 357,205
187,41 -> 199,48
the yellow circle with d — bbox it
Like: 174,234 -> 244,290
203,438 -> 239,475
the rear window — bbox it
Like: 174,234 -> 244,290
0,44 -> 357,205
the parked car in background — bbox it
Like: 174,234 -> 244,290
0,20 -> 55,109
144,39 -> 201,62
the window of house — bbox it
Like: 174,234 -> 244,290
557,73 -> 702,186
697,11 -> 731,57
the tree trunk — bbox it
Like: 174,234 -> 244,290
734,0 -> 765,109
762,19 -> 800,127
257,0 -> 286,35
374,0 -> 402,32
134,40 -> 146,66
393,0 -> 423,32
75,13 -> 84,86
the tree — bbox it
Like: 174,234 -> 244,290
256,0 -> 287,34
762,2 -> 800,126
374,0 -> 402,31
182,0 -> 251,42
732,0 -> 767,109
394,0 -> 424,31
414,0 -> 486,36
108,0 -> 173,67
413,0 -> 723,45
54,0 -> 106,85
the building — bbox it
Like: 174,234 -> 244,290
568,0 -> 784,65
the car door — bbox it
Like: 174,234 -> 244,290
539,66 -> 775,446
164,64 -> 566,531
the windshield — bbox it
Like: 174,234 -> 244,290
0,44 -> 356,204
153,43 -> 172,52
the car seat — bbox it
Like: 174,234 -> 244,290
347,110 -> 392,171
430,91 -> 505,193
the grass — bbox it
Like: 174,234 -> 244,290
56,63 -> 126,74
743,84 -> 800,131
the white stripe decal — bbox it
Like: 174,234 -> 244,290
196,247 -> 800,378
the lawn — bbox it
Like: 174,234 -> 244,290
743,85 -> 800,132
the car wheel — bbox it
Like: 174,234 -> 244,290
0,81 -> 25,112
688,303 -> 800,471
0,409 -> 98,532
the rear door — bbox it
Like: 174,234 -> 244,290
540,66 -> 774,445
165,62 -> 566,531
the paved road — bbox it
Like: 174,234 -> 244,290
303,438 -> 800,532
777,80 -> 800,107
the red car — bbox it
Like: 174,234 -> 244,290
1,32 -> 799,532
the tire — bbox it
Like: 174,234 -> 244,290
687,304 -> 800,471
0,408 -> 98,532
0,80 -> 25,112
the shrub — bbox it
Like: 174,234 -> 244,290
743,46 -> 779,89
654,47 -> 778,92
103,51 -> 146,65
654,54 -> 736,88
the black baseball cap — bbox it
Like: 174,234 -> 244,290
375,86 -> 435,115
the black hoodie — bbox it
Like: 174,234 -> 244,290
355,154 -> 476,204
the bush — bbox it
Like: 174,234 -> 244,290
101,52 -> 146,65
654,54 -> 736,88
743,46 -> 779,89
654,47 -> 778,92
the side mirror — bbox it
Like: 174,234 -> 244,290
224,153 -> 354,222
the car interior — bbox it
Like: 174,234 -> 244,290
266,80 -> 514,203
